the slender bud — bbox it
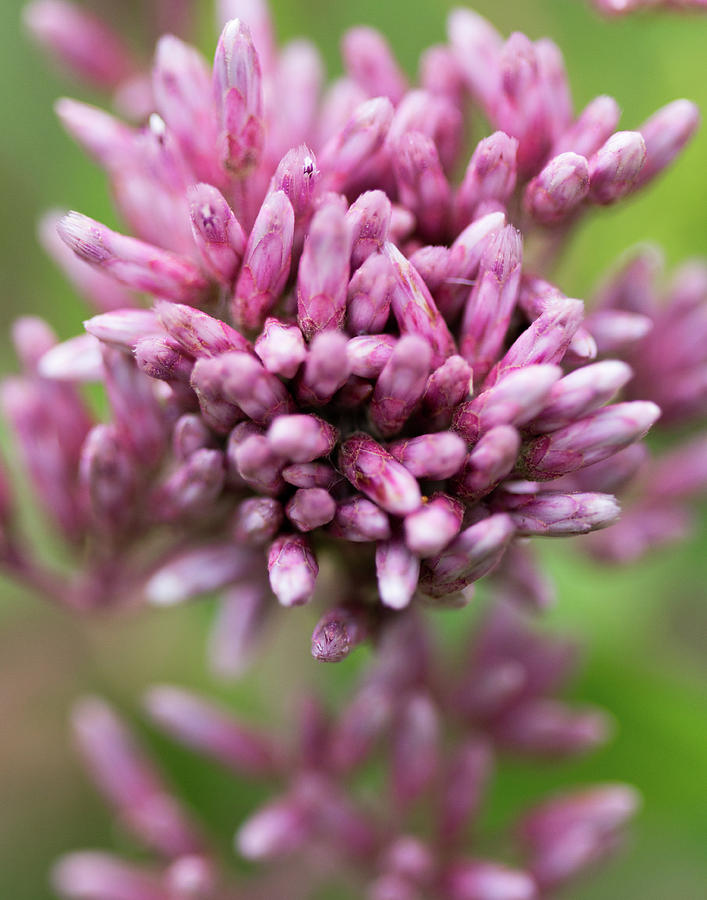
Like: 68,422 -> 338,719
157,301 -> 251,358
84,308 -> 163,349
319,97 -> 395,193
370,335 -> 432,437
57,212 -> 208,302
420,514 -> 516,598
342,26 -> 407,103
455,132 -> 518,228
636,99 -> 700,188
553,95 -> 621,158
213,18 -> 265,174
392,131 -> 451,241
144,686 -> 277,775
232,191 -> 295,330
347,253 -> 394,335
346,190 -> 392,269
219,351 -> 295,425
51,852 -> 168,900
454,425 -> 521,502
80,425 -> 137,537
297,200 -> 352,338
443,861 -> 537,900
520,401 -> 661,479
296,331 -> 351,405
496,491 -> 621,535
146,543 -> 253,606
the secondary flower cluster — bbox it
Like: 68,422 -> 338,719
579,250 -> 707,562
54,604 -> 639,900
6,3 -> 699,669
592,0 -> 707,14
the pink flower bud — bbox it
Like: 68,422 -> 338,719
267,534 -> 318,606
523,153 -> 590,225
339,435 -> 422,516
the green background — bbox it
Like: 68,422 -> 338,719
0,1 -> 705,897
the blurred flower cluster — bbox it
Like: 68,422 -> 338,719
6,0 -> 706,896
592,0 -> 707,15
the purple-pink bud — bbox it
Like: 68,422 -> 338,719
392,692 -> 439,806
404,494 -> 464,557
385,242 -> 455,368
24,0 -> 135,89
51,852 -> 168,900
157,301 -> 251,359
443,861 -> 537,900
584,309 -> 653,354
420,355 -> 473,429
286,487 -> 336,531
329,495 -> 391,542
420,514 -> 516,599
219,351 -> 295,425
496,491 -> 621,535
529,360 -> 633,433
339,435 -> 422,516
283,461 -> 342,490
208,582 -> 268,679
255,317 -> 307,379
554,94 -> 621,158
523,153 -> 590,225
389,432 -> 467,480
588,131 -> 646,204
376,537 -> 421,609
297,200 -> 352,338
296,331 -> 351,405
145,543 -> 255,607
213,18 -> 265,175
520,401 -> 661,479
188,184 -> 246,285
135,335 -> 194,383
342,26 -> 406,103
57,212 -> 209,303
153,449 -> 225,521
346,190 -> 392,269
190,356 -> 245,433
79,425 -> 137,537
144,686 -> 277,775
267,534 -> 318,607
72,697 -> 202,857
311,606 -> 370,662
370,335 -> 432,437
84,308 -> 162,349
636,99 -> 700,188
232,190 -> 295,330
233,432 -> 284,495
455,132 -> 518,228
454,425 -> 521,502
319,97 -> 395,193
438,211 -> 506,320
453,365 -> 562,444
347,253 -> 394,335
392,131 -> 451,241
460,225 -> 523,380
347,334 -> 397,378
267,414 -> 338,463
270,144 -> 320,220
233,496 -> 284,545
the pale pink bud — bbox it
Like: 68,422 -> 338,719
51,852 -> 168,900
153,36 -> 219,183
585,309 -> 653,353
443,861 -> 537,900
530,360 -> 633,433
173,415 -> 214,461
269,144 -> 320,220
236,794 -> 313,860
208,582 -> 269,678
79,424 -> 137,537
84,308 -> 163,349
54,98 -> 135,170
267,414 -> 338,463
637,99 -> 700,188
157,301 -> 251,358
145,543 -> 253,607
38,334 -> 103,382
153,449 -> 225,521
233,432 -> 284,495
219,351 -> 295,424
494,699 -> 611,756
447,9 -> 503,114
347,334 -> 397,378
440,210 -> 507,320
388,88 -> 464,177
347,253 -> 394,335
267,534 -> 318,606
339,435 -> 422,516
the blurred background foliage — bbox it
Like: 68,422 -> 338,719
0,0 -> 705,897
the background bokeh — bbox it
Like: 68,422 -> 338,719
0,1 -> 705,897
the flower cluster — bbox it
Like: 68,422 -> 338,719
6,2 -> 699,664
54,605 -> 639,900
